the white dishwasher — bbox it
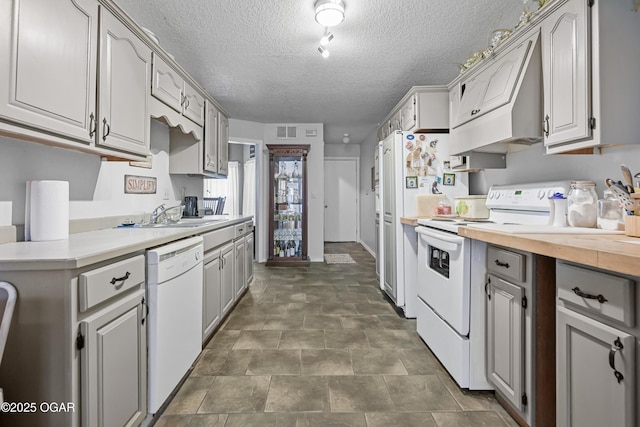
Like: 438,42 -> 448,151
147,236 -> 204,414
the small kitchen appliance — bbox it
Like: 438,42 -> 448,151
183,196 -> 199,217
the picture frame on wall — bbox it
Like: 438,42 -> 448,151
443,173 -> 455,186
406,176 -> 418,189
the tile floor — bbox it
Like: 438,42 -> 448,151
155,242 -> 518,427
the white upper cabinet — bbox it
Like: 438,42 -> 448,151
399,94 -> 416,131
152,53 -> 205,126
98,7 -> 151,156
377,86 -> 449,137
453,38 -> 532,129
0,0 -> 98,144
203,100 -> 219,174
542,0 -> 640,153
217,111 -> 229,176
541,0 -> 590,148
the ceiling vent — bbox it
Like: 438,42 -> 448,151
276,126 -> 297,139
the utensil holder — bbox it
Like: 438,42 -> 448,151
625,216 -> 640,237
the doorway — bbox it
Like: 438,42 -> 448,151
324,158 -> 359,242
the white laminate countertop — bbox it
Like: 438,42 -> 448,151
0,215 -> 253,271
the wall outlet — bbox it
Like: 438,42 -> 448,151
163,189 -> 170,200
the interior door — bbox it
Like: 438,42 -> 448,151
323,159 -> 358,242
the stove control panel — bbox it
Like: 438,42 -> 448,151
486,181 -> 571,212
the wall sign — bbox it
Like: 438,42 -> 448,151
124,175 -> 157,194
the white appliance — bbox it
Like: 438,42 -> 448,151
378,131 -> 467,317
415,181 -> 571,389
147,236 -> 204,414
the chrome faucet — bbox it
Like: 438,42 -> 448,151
150,204 -> 168,224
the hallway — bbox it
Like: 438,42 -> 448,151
155,243 -> 517,426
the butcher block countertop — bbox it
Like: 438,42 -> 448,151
459,227 -> 640,277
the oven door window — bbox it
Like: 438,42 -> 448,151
429,246 -> 450,278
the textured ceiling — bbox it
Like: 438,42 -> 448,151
115,0 -> 527,144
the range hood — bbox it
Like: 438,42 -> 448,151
449,30 -> 542,157
450,153 -> 506,172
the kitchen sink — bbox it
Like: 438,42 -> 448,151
121,217 -> 227,229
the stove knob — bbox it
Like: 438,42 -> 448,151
547,189 -> 555,198
495,192 -> 501,199
537,189 -> 545,200
488,191 -> 495,199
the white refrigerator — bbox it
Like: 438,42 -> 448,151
378,131 -> 467,317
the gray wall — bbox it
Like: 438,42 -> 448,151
358,131 -> 378,254
471,143 -> 640,197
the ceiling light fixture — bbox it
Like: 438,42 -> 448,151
314,0 -> 345,27
342,133 -> 350,144
320,31 -> 334,47
318,46 -> 330,58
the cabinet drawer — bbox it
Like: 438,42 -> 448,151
235,223 -> 247,238
79,255 -> 145,312
244,221 -> 254,234
487,246 -> 525,282
203,226 -> 234,252
557,262 -> 634,327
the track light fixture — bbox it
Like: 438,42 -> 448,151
320,31 -> 334,47
318,46 -> 330,58
342,133 -> 350,144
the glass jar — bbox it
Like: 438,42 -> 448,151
597,190 -> 624,230
567,181 -> 598,228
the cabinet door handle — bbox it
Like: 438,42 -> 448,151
185,99 -> 190,108
141,297 -> 149,325
102,118 -> 110,141
471,109 -> 481,116
180,93 -> 186,106
89,113 -> 96,137
609,337 -> 624,383
543,114 -> 550,137
571,287 -> 608,304
494,259 -> 510,269
110,271 -> 131,288
485,277 -> 491,300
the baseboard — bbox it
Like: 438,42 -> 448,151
360,241 -> 375,257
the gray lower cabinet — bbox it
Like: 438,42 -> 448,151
485,273 -> 525,410
245,233 -> 254,285
220,242 -> 235,316
556,261 -> 637,427
382,219 -> 395,300
203,249 -> 222,341
80,288 -> 146,427
234,237 -> 246,300
557,306 -> 635,427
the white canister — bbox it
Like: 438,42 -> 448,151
566,181 -> 598,228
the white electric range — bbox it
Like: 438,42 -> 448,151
414,181 -> 571,389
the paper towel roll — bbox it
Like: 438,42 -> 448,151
27,180 -> 69,241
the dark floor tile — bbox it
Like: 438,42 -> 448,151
297,413 -> 367,427
279,330 -> 326,349
398,348 -> 445,375
377,315 -> 416,330
198,376 -> 270,413
154,414 -> 193,427
324,329 -> 370,349
365,329 -> 420,349
221,314 -> 265,330
204,330 -> 240,350
185,414 -> 228,427
264,376 -> 330,412
273,291 -> 307,303
232,330 -> 281,349
262,314 -> 304,330
191,349 -> 252,376
303,314 -> 343,329
342,315 -> 382,330
328,376 -> 394,412
246,349 -> 301,375
301,349 -> 354,375
224,413 -> 297,427
286,302 -> 322,315
431,411 -> 510,427
321,302 -> 357,315
352,302 -> 396,315
350,349 -> 408,375
163,377 -> 213,414
384,375 -> 461,412
365,412 -> 438,427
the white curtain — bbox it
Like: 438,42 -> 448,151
226,161 -> 239,216
242,158 -> 256,219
